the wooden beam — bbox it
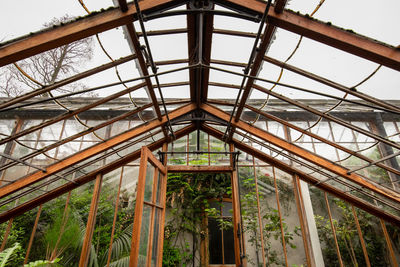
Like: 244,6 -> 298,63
274,0 -> 288,13
201,103 -> 400,204
243,103 -> 400,177
0,82 -> 147,145
200,6 -> 214,103
0,54 -> 137,110
215,0 -> 400,71
0,124 -> 196,224
252,83 -> 400,151
201,123 -> 400,227
79,173 -> 102,267
234,22 -> 276,122
263,56 -> 400,113
167,165 -> 232,172
124,23 -> 163,120
0,0 -> 185,67
0,103 -> 196,199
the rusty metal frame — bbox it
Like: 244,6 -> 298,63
252,157 -> 267,267
0,54 -> 137,110
272,166 -> 289,267
324,192 -> 344,267
79,173 -> 103,267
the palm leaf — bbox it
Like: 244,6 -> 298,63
0,242 -> 21,267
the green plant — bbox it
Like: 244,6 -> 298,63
315,198 -> 389,266
162,172 -> 232,266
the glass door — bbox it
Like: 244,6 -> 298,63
130,146 -> 167,267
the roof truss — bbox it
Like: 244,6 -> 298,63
0,0 -> 399,229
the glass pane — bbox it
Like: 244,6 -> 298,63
223,218 -> 235,264
151,208 -> 162,267
138,205 -> 152,266
156,172 -> 163,206
209,218 -> 223,264
221,202 -> 232,217
144,162 -> 155,202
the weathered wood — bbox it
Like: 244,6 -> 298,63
0,0 -> 185,66
201,123 -> 400,227
0,124 -> 195,224
0,103 -> 195,199
167,165 -> 232,172
215,0 -> 400,70
79,173 -> 102,267
201,104 -> 400,204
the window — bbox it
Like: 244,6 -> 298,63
207,200 -> 236,266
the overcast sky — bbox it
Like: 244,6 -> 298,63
0,0 -> 399,101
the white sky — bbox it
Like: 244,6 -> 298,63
0,0 -> 399,101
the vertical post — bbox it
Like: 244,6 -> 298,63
324,193 -> 344,267
370,114 -> 400,190
252,157 -> 266,267
230,144 -> 245,267
157,143 -> 168,267
25,119 -> 67,263
272,167 -> 289,267
351,206 -> 371,267
24,206 -> 43,263
79,173 -> 103,267
380,219 -> 399,267
145,168 -> 159,267
292,174 -> 315,267
106,167 -> 124,267
0,118 -> 24,186
130,147 -> 149,266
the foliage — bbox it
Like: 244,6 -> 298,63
0,242 -> 23,267
239,167 -> 301,266
0,242 -> 61,267
315,198 -> 389,267
162,172 -> 232,266
0,179 -> 135,266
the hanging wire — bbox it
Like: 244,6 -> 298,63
206,64 -> 400,115
77,0 -> 153,141
76,0 -> 156,146
1,65 -> 193,112
240,0 -> 326,142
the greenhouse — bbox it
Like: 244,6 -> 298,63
0,0 -> 399,266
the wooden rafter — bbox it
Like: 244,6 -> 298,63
0,103 -> 196,200
0,0 -> 186,67
187,2 -> 214,105
0,54 -> 137,110
214,0 -> 400,71
201,123 -> 400,227
200,103 -> 400,204
0,124 -> 196,224
234,0 -> 288,122
124,23 -> 163,120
